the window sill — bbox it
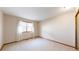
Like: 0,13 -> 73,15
22,31 -> 33,33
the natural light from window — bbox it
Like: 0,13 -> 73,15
18,21 -> 34,33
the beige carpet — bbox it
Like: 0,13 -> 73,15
2,38 -> 76,51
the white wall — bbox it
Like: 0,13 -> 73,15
0,11 -> 3,49
3,14 -> 18,43
40,9 -> 76,47
33,21 -> 40,37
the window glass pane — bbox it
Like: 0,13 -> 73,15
18,21 -> 34,33
18,21 -> 27,33
27,23 -> 33,32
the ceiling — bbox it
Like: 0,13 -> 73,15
0,7 -> 74,21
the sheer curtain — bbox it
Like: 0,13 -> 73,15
17,21 -> 26,41
17,21 -> 35,41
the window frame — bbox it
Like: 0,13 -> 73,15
18,21 -> 33,33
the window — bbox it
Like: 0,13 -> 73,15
27,23 -> 33,32
18,21 -> 34,33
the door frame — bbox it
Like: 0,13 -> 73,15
75,9 -> 79,49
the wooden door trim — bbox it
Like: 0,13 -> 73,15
75,9 -> 79,49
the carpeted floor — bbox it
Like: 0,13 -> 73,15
2,38 -> 76,51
